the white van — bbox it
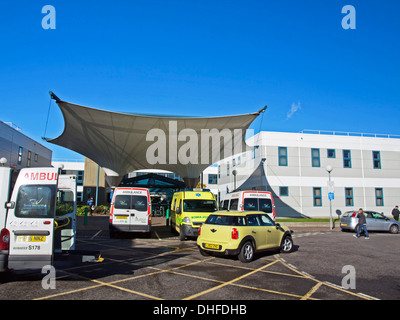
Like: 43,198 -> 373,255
220,191 -> 275,221
109,187 -> 152,238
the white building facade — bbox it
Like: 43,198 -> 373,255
216,131 -> 400,218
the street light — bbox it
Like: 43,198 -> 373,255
326,165 -> 333,230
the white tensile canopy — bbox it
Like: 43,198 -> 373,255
47,93 -> 265,187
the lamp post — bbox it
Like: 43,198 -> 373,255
326,165 -> 333,230
232,170 -> 237,191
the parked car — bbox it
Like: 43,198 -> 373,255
340,210 -> 400,234
197,211 -> 293,263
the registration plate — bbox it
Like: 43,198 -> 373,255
115,216 -> 128,220
204,243 -> 221,250
16,236 -> 46,242
341,223 -> 347,226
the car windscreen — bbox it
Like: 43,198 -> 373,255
114,195 -> 148,211
206,215 -> 246,226
183,199 -> 217,212
15,185 -> 57,218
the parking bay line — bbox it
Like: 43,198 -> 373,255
182,259 -> 280,300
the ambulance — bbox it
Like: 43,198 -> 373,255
109,187 -> 152,238
170,189 -> 218,241
0,165 -> 101,272
220,190 -> 275,221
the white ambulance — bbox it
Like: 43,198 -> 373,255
220,190 -> 275,221
109,187 -> 152,238
0,165 -> 101,272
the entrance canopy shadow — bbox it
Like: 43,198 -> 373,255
46,92 -> 265,187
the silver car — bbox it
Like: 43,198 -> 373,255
340,210 -> 400,234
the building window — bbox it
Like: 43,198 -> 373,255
345,188 -> 353,206
327,149 -> 336,158
34,153 -> 38,162
372,151 -> 381,169
218,165 -> 221,179
27,151 -> 31,167
311,148 -> 320,167
237,156 -> 241,165
375,188 -> 384,206
208,174 -> 218,185
313,187 -> 322,206
232,158 -> 236,167
343,150 -> 352,168
227,162 -> 230,176
18,146 -> 23,165
280,186 -> 289,197
278,147 -> 288,166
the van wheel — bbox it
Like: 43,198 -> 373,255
238,241 -> 254,263
280,236 -> 293,253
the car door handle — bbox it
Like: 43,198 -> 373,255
267,229 -> 271,233
252,230 -> 256,234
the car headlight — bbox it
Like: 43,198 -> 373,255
183,217 -> 191,223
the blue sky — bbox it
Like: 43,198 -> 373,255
1,0 -> 400,160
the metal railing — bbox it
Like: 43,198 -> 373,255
300,129 -> 400,139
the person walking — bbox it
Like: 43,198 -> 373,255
87,197 -> 95,216
392,205 -> 400,221
353,208 -> 370,239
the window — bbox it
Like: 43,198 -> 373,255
34,153 -> 38,162
327,149 -> 336,158
232,158 -> 236,167
280,186 -> 289,197
278,147 -> 288,166
15,185 -> 56,218
18,146 -> 23,165
247,215 -> 261,226
311,148 -> 320,167
242,198 -> 273,213
258,214 -> 275,227
345,188 -> 353,206
208,174 -> 217,184
218,165 -> 221,179
221,200 -> 229,210
227,162 -> 230,176
183,200 -> 217,212
27,151 -> 32,167
229,198 -> 238,210
313,187 -> 322,206
114,195 -> 148,211
206,214 -> 246,226
375,188 -> 384,206
343,150 -> 352,168
372,151 -> 381,169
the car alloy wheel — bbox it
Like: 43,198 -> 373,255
239,241 -> 254,263
281,236 -> 293,253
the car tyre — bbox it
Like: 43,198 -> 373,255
389,224 -> 399,234
238,241 -> 254,263
280,236 -> 293,253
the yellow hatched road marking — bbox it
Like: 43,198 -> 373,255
183,259 -> 280,300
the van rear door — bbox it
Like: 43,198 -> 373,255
6,168 -> 58,270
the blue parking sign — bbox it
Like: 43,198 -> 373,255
328,193 -> 334,200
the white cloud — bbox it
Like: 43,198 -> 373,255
287,102 -> 301,119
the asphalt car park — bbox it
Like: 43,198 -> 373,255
0,216 -> 397,301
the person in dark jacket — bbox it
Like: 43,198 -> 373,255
354,208 -> 370,239
392,206 -> 399,221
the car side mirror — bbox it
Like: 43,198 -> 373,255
275,222 -> 281,229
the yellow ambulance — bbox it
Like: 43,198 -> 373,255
170,190 -> 218,241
